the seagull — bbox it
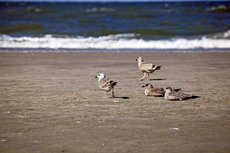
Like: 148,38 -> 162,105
95,73 -> 117,98
164,87 -> 192,100
136,57 -> 162,81
142,83 -> 165,97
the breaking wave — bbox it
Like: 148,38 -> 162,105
1,31 -> 230,50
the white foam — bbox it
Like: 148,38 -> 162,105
1,34 -> 230,49
223,30 -> 230,38
207,5 -> 230,12
86,7 -> 114,13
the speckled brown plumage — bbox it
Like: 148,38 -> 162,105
136,57 -> 161,81
142,83 -> 165,97
165,87 -> 192,101
95,73 -> 117,98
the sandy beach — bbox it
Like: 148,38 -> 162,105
0,51 -> 230,153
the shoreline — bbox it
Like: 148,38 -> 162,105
0,51 -> 230,153
1,48 -> 230,53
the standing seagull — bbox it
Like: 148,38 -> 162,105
95,73 -> 117,98
142,83 -> 165,97
164,87 -> 192,101
136,57 -> 162,81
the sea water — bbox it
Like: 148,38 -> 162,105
0,1 -> 230,52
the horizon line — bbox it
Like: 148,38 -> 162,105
0,0 -> 229,2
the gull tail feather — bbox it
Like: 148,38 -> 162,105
155,66 -> 162,70
109,82 -> 117,87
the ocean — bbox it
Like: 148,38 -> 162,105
0,1 -> 230,52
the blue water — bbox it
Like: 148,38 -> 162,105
0,1 -> 230,51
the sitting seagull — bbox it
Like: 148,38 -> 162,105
142,83 -> 165,97
164,87 -> 192,101
95,73 -> 117,98
136,57 -> 162,81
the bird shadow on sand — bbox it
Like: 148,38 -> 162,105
183,95 -> 200,101
111,97 -> 130,99
149,79 -> 166,81
189,95 -> 200,99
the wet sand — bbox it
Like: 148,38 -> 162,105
0,52 -> 230,153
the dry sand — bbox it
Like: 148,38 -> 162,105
0,52 -> 230,153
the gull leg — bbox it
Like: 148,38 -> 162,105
140,73 -> 146,81
147,73 -> 150,81
112,88 -> 115,98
